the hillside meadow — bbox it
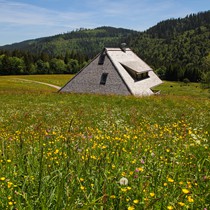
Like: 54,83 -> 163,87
0,75 -> 209,210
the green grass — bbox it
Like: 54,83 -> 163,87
1,75 -> 209,99
153,81 -> 210,99
0,75 -> 73,95
0,75 -> 209,209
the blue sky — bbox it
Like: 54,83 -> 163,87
0,0 -> 209,46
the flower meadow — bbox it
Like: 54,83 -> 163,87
0,78 -> 209,210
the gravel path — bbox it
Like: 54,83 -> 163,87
15,78 -> 61,90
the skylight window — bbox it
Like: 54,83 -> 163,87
100,73 -> 108,85
98,53 -> 106,65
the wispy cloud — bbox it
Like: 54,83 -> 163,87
0,0 -> 198,28
0,0 -> 92,27
80,0 -> 184,29
0,0 -> 96,45
0,0 -> 208,45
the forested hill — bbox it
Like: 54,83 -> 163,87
0,27 -> 138,58
0,11 -> 210,83
147,11 -> 210,38
130,10 -> 210,82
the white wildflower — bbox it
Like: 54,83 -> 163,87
119,177 -> 128,185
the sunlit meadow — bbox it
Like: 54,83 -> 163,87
0,75 -> 209,210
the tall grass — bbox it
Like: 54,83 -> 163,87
0,75 -> 209,209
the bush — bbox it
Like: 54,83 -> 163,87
183,78 -> 190,84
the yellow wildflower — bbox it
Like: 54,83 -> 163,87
133,199 -> 139,204
0,177 -> 6,181
167,206 -> 173,210
121,188 -> 127,192
187,196 -> 194,203
80,185 -> 85,191
150,192 -> 155,197
168,178 -> 174,183
110,195 -> 116,199
7,182 -> 13,188
54,149 -> 59,154
8,201 -> 13,206
138,167 -> 144,172
131,159 -> 136,164
128,206 -> 135,210
121,172 -> 126,177
182,189 -> 190,194
178,202 -> 185,206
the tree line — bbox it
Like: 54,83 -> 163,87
0,50 -> 88,75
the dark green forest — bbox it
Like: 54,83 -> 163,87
0,10 -> 210,85
131,11 -> 210,83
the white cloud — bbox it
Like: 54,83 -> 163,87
0,0 -> 198,29
0,0 -> 208,45
0,0 -> 92,27
0,0 -> 96,45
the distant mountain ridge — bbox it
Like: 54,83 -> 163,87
0,11 -> 210,83
0,27 -> 138,58
147,11 -> 210,38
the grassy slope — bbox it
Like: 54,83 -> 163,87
0,75 -> 209,143
0,75 -> 209,142
0,75 -> 209,98
0,75 -> 209,209
0,75 -> 209,131
155,81 -> 210,99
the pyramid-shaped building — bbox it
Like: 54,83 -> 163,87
59,46 -> 162,96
